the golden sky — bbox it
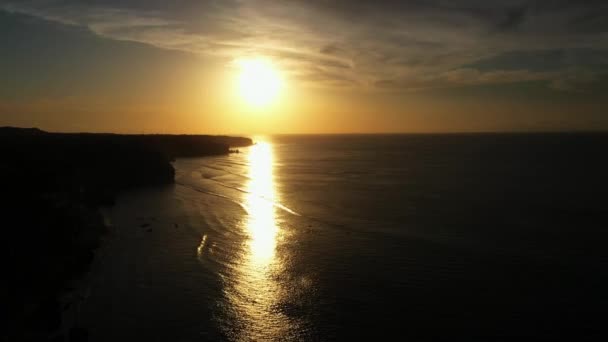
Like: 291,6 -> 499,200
0,1 -> 607,134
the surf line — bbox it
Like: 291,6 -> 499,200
175,181 -> 301,217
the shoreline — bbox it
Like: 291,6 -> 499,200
0,127 -> 251,341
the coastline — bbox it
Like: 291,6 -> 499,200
0,127 -> 251,341
76,183 -> 228,341
11,132 -> 608,340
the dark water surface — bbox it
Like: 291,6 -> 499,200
81,133 -> 608,340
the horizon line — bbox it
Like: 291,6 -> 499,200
3,126 -> 608,137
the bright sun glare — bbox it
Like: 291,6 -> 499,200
236,58 -> 283,107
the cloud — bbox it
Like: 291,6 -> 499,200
549,68 -> 601,91
496,6 -> 528,31
319,44 -> 347,56
375,68 -> 550,91
375,67 -> 607,93
1,0 -> 607,90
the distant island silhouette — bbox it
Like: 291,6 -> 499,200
0,127 -> 251,340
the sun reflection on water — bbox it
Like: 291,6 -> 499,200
244,142 -> 278,264
227,140 -> 292,341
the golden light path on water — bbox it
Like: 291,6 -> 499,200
227,140 -> 292,341
245,142 -> 278,264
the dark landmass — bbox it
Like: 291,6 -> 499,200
0,127 -> 251,341
0,127 -> 252,204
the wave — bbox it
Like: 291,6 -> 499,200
175,181 -> 301,217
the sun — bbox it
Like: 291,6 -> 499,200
236,58 -> 283,107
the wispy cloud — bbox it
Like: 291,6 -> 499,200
1,0 -> 607,90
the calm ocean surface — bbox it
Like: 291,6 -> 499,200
81,134 -> 608,340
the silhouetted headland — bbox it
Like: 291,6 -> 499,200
0,127 -> 252,204
0,127 -> 251,340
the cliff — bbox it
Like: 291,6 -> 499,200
0,128 -> 252,203
0,127 -> 252,340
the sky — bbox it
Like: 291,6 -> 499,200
0,0 -> 607,134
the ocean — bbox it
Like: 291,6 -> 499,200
80,133 -> 608,340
